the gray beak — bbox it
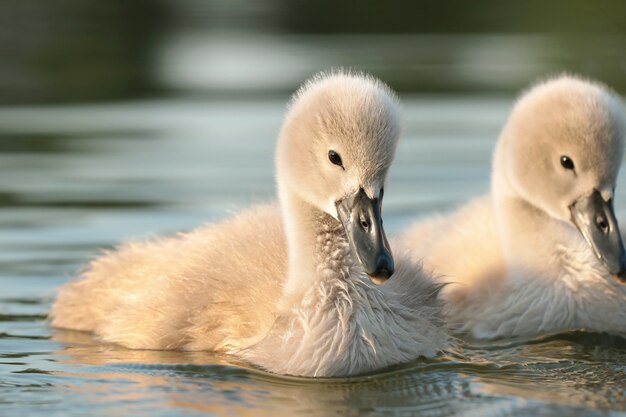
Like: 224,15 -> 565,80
336,188 -> 394,284
570,189 -> 626,282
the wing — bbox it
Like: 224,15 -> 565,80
393,195 -> 505,306
50,204 -> 287,351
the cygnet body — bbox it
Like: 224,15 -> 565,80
397,75 -> 626,340
51,72 -> 449,377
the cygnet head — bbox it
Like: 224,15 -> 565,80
276,71 -> 401,283
496,74 -> 626,280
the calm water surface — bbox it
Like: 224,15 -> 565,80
2,97 -> 626,416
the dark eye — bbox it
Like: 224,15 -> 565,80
560,155 -> 575,171
328,150 -> 343,167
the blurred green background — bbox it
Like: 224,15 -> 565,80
2,0 -> 626,104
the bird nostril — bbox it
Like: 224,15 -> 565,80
596,216 -> 609,233
359,214 -> 369,230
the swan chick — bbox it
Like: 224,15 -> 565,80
397,74 -> 626,340
51,71 -> 449,376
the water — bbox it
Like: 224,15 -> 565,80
2,97 -> 626,416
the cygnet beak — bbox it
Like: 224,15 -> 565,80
570,189 -> 626,283
336,188 -> 394,284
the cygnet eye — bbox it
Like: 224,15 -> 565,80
328,150 -> 344,168
560,155 -> 575,171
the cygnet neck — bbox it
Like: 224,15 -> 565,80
491,142 -> 573,281
278,187 -> 354,304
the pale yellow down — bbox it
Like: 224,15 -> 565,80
397,75 -> 626,340
51,71 -> 450,377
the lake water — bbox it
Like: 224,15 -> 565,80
2,96 -> 626,416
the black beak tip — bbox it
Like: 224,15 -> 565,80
612,268 -> 626,284
367,257 -> 394,285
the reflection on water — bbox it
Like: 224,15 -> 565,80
2,97 -> 626,416
12,329 -> 626,417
